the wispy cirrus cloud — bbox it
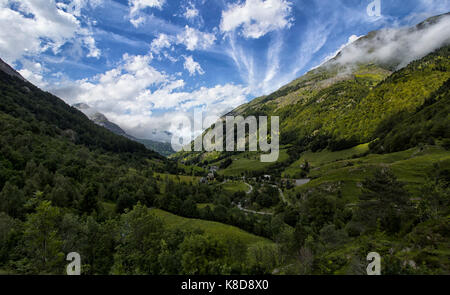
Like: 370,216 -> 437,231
3,0 -> 450,142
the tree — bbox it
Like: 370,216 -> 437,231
179,234 -> 227,275
300,194 -> 336,232
354,168 -> 413,234
418,177 -> 450,221
0,213 -> 19,265
0,182 -> 26,219
111,203 -> 165,274
22,201 -> 64,274
79,183 -> 100,214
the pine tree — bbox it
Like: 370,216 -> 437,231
355,168 -> 412,234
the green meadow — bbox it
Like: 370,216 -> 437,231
288,145 -> 449,201
218,149 -> 290,177
150,208 -> 273,247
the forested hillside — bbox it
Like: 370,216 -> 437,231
0,13 -> 449,275
0,62 -> 288,275
174,44 -> 450,175
169,14 -> 450,274
73,103 -> 175,157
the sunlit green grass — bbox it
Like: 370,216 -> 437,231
283,143 -> 370,178
154,173 -> 201,183
196,203 -> 216,209
290,145 -> 450,200
150,209 -> 273,247
221,181 -> 249,194
219,149 -> 289,176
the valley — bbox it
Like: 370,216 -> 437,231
0,12 -> 449,275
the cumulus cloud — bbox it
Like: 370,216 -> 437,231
50,53 -> 248,141
150,33 -> 172,54
176,25 -> 216,51
183,55 -> 204,76
335,14 -> 450,69
128,0 -> 165,27
18,62 -> 48,88
220,0 -> 294,39
0,0 -> 101,64
183,2 -> 199,20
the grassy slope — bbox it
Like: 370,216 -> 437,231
221,181 -> 250,193
287,145 -> 449,203
150,208 -> 273,247
218,149 -> 290,177
154,173 -> 201,184
283,143 -> 370,178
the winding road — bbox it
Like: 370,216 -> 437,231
236,182 -> 288,215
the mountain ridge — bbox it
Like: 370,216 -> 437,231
73,103 -> 175,157
0,58 -> 26,82
174,13 -> 450,173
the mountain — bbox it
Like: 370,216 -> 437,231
73,103 -> 129,137
0,12 -> 449,276
73,103 -> 175,157
0,57 -> 281,276
169,14 -> 450,274
0,56 -> 169,214
0,58 -> 26,82
175,13 -> 450,169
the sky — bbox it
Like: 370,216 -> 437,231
0,0 -> 449,142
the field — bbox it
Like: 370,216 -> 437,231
218,149 -> 290,177
283,143 -> 370,178
150,209 -> 273,247
221,181 -> 250,194
196,203 -> 216,209
287,145 -> 450,202
154,173 -> 201,184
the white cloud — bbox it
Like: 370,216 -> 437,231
335,14 -> 450,69
82,32 -> 101,58
0,0 -> 100,64
150,33 -> 172,54
183,3 -> 199,20
314,34 -> 363,68
128,0 -> 165,27
19,63 -> 48,88
220,0 -> 294,39
176,25 -> 216,51
183,55 -> 204,76
50,52 -> 248,141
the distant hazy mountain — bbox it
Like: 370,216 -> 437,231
73,103 -> 175,157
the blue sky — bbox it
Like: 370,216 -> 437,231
0,0 -> 449,141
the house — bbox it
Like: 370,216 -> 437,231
207,172 -> 215,181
